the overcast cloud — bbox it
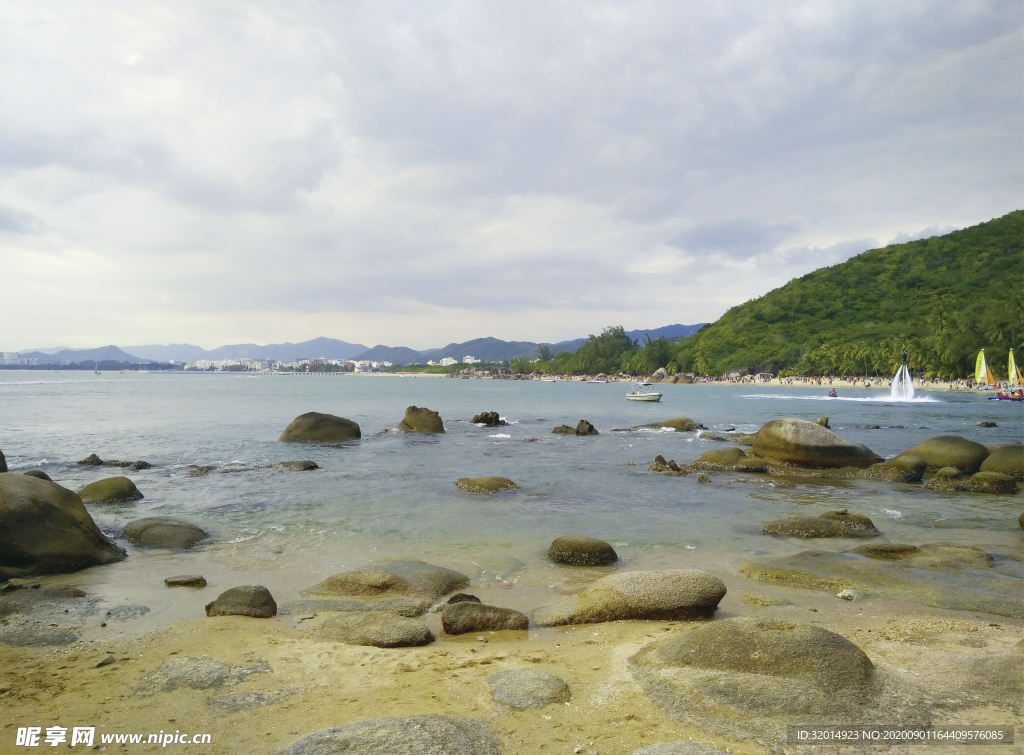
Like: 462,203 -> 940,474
1,1 -> 1020,350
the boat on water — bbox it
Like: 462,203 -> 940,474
589,374 -> 608,383
625,382 -> 662,402
540,377 -> 557,382
989,390 -> 1024,401
975,349 -> 996,387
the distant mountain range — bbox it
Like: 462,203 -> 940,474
13,324 -> 704,365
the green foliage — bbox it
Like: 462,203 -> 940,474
536,343 -> 552,361
672,210 -> 1024,378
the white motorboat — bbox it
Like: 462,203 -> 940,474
540,377 -> 557,382
625,382 -> 662,401
588,377 -> 608,383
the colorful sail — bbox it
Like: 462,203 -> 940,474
1010,349 -> 1022,387
975,350 -> 996,385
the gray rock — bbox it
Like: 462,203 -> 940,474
318,561 -> 470,601
978,421 -> 998,428
488,669 -> 570,709
278,597 -> 427,617
533,569 -> 726,626
441,603 -> 528,634
0,625 -> 79,646
552,419 -> 599,436
446,593 -> 480,605
277,716 -> 499,755
547,535 -> 618,566
470,412 -> 505,426
315,612 -> 434,647
165,575 -> 207,588
123,518 -> 208,549
629,745 -> 728,755
0,473 -> 126,580
22,470 -> 52,481
107,604 -> 151,622
275,460 -> 320,471
836,589 -> 868,601
397,406 -> 445,433
208,689 -> 293,713
97,654 -> 115,668
77,453 -> 103,466
205,585 -> 277,618
279,412 -> 361,443
896,435 -> 991,473
78,476 -> 143,504
135,655 -> 271,697
752,418 -> 880,468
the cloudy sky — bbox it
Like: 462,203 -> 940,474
2,1 -> 1021,351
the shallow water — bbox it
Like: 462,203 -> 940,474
1,371 -> 1021,634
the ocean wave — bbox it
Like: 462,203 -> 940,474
489,433 -> 511,439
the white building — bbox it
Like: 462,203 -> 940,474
1,352 -> 20,366
462,356 -> 480,364
426,360 -> 438,366
439,357 -> 457,367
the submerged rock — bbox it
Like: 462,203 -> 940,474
441,603 -> 528,634
470,412 -> 505,426
123,518 -> 208,549
980,445 -> 1024,480
205,585 -> 277,618
397,406 -> 445,433
895,435 -> 990,473
455,477 -> 519,493
859,456 -> 927,483
278,597 -> 427,617
533,569 -> 726,626
302,561 -> 470,602
78,476 -> 143,504
547,535 -> 618,566
0,473 -> 127,580
279,412 -> 361,443
165,575 -> 207,588
135,655 -> 271,697
275,460 -> 320,471
923,471 -> 1019,494
276,716 -> 499,755
22,470 -> 52,481
741,544 -> 1022,618
752,418 -> 880,468
77,453 -> 103,466
488,669 -> 570,709
315,611 -> 434,647
697,447 -> 745,466
628,417 -> 702,432
0,625 -> 80,646
762,510 -> 880,538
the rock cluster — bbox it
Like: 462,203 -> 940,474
552,419 -> 599,436
470,412 -> 505,426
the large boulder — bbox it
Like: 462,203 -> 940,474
0,473 -> 126,580
455,477 -> 519,493
78,476 -> 143,504
470,412 -> 505,426
397,406 -> 445,433
895,435 -> 990,473
697,447 -> 745,466
762,510 -> 880,538
315,612 -> 434,647
205,585 -> 277,618
488,669 -> 570,709
651,367 -> 669,380
547,535 -> 618,566
122,518 -> 208,549
23,470 -> 52,481
441,603 -> 528,634
533,569 -> 726,626
302,561 -> 469,602
752,418 -> 880,468
279,412 -> 361,443
276,716 -> 499,755
980,445 -> 1024,480
629,616 -> 878,722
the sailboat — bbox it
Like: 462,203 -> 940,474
990,348 -> 1024,400
975,349 -> 996,387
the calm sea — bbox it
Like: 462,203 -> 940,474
1,371 -> 1020,631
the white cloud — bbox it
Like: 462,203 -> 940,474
0,0 -> 1020,350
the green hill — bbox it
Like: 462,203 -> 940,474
673,209 -> 1023,379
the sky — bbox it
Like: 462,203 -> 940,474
2,1 -> 1021,351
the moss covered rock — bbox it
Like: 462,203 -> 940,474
302,561 -> 469,601
762,510 -> 880,538
78,476 -> 143,504
204,585 -> 277,618
923,471 -> 1019,494
23,470 -> 52,481
752,418 -> 880,468
315,611 -> 433,647
279,412 -> 361,442
697,447 -> 745,466
441,603 -> 528,634
896,435 -> 990,473
455,477 -> 519,493
123,517 -> 208,549
397,406 -> 444,433
980,445 -> 1024,480
547,535 -> 617,566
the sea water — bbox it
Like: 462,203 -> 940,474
1,372 -> 1020,633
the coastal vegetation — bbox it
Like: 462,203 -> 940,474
535,210 -> 1023,379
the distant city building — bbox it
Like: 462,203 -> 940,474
462,356 -> 480,364
439,357 -> 457,367
426,360 -> 438,366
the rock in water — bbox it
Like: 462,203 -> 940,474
631,418 -> 701,432
488,669 -> 570,709
276,716 -> 499,755
858,457 -> 927,482
761,510 -> 880,538
552,420 -> 599,436
165,575 -> 207,588
0,450 -> 6,472
0,473 -> 127,580
547,536 -> 618,566
77,453 -> 103,466
447,593 -> 480,605
396,406 -> 445,433
923,471 -> 1019,494
205,586 -> 277,618
78,476 -> 143,504
533,569 -> 726,626
279,412 -> 361,443
23,470 -> 52,481
123,518 -> 208,549
470,412 -> 505,426
816,417 -> 830,428
895,435 -> 990,473
697,447 -> 746,466
441,603 -> 528,634
275,460 -> 320,471
302,561 -> 470,601
980,444 -> 1024,480
752,418 -> 880,468
315,612 -> 434,647
454,477 -> 519,493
